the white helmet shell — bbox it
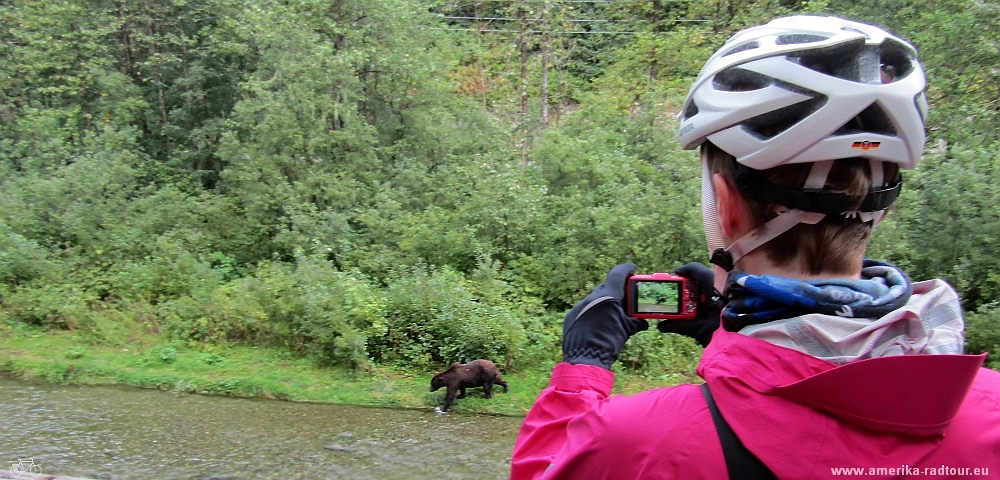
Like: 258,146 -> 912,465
678,15 -> 928,170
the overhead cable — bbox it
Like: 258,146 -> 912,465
436,14 -> 710,24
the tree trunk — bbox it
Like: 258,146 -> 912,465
519,0 -> 528,165
475,2 -> 488,109
540,0 -> 549,129
147,17 -> 171,154
70,20 -> 92,130
117,2 -> 134,76
519,0 -> 528,118
179,21 -> 192,111
650,0 -> 660,81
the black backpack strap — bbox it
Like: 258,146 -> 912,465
701,383 -> 777,480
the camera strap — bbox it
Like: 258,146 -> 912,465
700,383 -> 777,480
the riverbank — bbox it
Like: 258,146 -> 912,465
0,321 -> 697,416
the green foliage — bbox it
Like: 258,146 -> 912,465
965,303 -> 1000,370
202,352 -> 224,365
617,329 -> 703,382
513,95 -> 705,310
1,0 -> 998,379
114,236 -> 224,303
2,283 -> 95,330
0,221 -> 57,286
367,264 -> 527,370
158,346 -> 178,363
156,256 -> 384,369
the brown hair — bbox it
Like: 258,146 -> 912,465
703,142 -> 899,276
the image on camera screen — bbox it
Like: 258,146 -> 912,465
636,281 -> 681,314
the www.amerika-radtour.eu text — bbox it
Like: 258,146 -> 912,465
831,466 -> 989,476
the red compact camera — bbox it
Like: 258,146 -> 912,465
625,273 -> 699,320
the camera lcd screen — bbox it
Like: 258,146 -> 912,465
634,281 -> 681,314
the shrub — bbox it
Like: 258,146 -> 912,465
249,258 -> 383,368
2,283 -> 95,330
368,264 -> 527,370
617,329 -> 703,381
157,256 -> 383,369
0,223 -> 58,287
511,313 -> 563,371
112,236 -> 222,304
965,302 -> 1000,370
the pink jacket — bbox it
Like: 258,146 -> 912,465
511,328 -> 1000,479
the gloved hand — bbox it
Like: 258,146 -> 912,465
563,263 -> 649,370
656,262 -> 721,348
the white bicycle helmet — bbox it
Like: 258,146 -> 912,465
678,15 -> 929,271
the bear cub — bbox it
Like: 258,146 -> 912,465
430,359 -> 508,412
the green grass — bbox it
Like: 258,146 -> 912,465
0,321 -> 695,416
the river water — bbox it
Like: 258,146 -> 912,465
0,379 -> 524,479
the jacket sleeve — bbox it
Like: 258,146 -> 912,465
509,362 -> 615,480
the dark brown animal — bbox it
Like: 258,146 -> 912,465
430,359 -> 509,412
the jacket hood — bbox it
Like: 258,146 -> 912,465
698,314 -> 989,478
704,276 -> 978,435
700,328 -> 984,436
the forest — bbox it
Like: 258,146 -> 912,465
1,0 -> 998,394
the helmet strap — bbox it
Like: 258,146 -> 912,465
863,159 -> 886,225
710,161 -> 831,272
701,150 -> 726,257
710,209 -> 827,271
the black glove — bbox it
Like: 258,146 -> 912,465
656,262 -> 721,348
563,263 -> 649,370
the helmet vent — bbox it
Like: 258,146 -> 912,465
788,38 -> 868,81
683,99 -> 699,120
723,41 -> 760,57
833,102 -> 897,136
841,27 -> 871,40
775,34 -> 828,45
714,67 -> 772,91
878,40 -> 915,82
742,96 -> 828,139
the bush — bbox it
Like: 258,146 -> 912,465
2,283 -> 95,330
0,222 -> 58,287
617,329 -> 703,381
112,236 -> 223,304
965,302 -> 1000,370
367,264 -> 527,370
157,256 -> 383,369
512,313 -> 563,371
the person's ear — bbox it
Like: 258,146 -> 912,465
711,173 -> 752,239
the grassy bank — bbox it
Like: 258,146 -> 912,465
0,321 -> 699,416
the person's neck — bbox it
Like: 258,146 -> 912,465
735,251 -> 863,281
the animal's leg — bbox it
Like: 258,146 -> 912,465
484,381 -> 493,399
442,387 -> 459,412
457,387 -> 467,399
496,377 -> 509,393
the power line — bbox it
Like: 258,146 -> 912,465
436,14 -> 710,24
439,15 -> 614,22
431,27 -> 672,34
448,0 -> 619,3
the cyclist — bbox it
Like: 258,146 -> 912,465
510,15 -> 1000,479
